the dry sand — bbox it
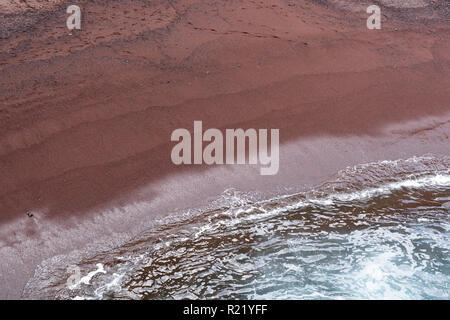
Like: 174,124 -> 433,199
0,0 -> 449,298
0,1 -> 63,13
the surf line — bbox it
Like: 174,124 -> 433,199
171,121 -> 279,175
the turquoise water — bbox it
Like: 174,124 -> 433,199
24,156 -> 450,299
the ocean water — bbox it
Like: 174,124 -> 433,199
23,156 -> 450,299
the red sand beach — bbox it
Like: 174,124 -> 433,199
0,0 -> 449,298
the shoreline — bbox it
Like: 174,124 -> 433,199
2,126 -> 450,299
0,0 -> 449,298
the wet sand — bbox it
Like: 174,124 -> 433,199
0,0 -> 449,298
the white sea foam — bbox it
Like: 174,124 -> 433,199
22,156 -> 450,300
308,173 -> 450,205
193,170 -> 450,238
68,263 -> 106,290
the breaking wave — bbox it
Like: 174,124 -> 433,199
23,156 -> 450,299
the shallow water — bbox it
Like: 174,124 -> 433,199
24,156 -> 450,299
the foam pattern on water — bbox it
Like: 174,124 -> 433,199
23,156 -> 450,299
